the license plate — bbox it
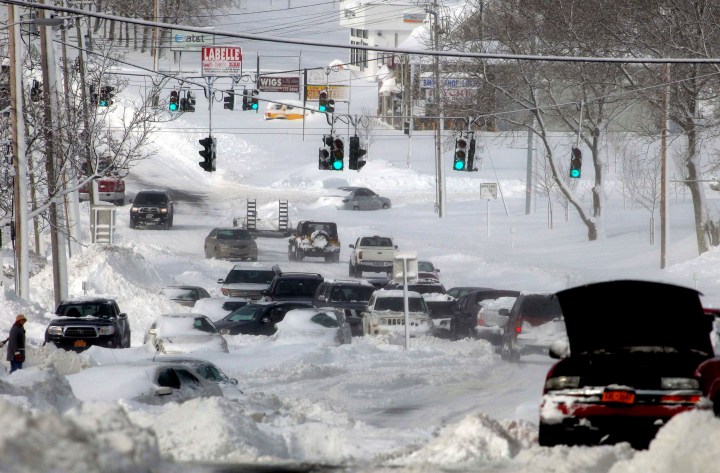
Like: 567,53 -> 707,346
145,214 -> 155,219
602,390 -> 635,404
74,340 -> 87,348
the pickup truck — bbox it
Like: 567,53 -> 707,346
348,235 -> 397,277
78,175 -> 126,206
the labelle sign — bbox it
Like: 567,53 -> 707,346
201,46 -> 243,76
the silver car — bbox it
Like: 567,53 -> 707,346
335,186 -> 391,211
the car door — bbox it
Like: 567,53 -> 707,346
365,188 -> 382,210
205,229 -> 218,256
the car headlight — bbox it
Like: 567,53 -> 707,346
130,207 -> 139,213
544,376 -> 581,391
661,377 -> 700,390
97,326 -> 116,336
47,326 -> 63,336
160,208 -> 168,213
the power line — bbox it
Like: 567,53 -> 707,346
8,0 -> 720,64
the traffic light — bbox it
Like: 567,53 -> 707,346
318,135 -> 333,170
570,147 -> 582,178
199,136 -> 216,172
30,80 -> 42,102
466,138 -> 477,172
185,91 -> 196,112
348,136 -> 367,171
224,91 -> 234,110
318,90 -> 328,112
331,136 -> 344,171
88,84 -> 98,106
169,90 -> 179,111
250,89 -> 259,110
453,137 -> 468,171
242,90 -> 250,110
326,98 -> 335,113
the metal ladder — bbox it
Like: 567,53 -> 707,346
278,200 -> 289,232
246,199 -> 257,231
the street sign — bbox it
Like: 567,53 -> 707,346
306,68 -> 351,86
305,85 -> 349,102
171,29 -> 214,51
201,46 -> 242,76
258,76 -> 300,93
480,183 -> 498,200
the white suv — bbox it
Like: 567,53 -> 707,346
361,289 -> 433,337
217,264 -> 282,300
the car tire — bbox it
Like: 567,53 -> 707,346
115,198 -> 124,206
324,254 -> 333,263
714,394 -> 720,417
500,339 -> 520,362
288,245 -> 296,261
129,219 -> 136,229
333,254 -> 340,263
296,249 -> 304,261
163,218 -> 170,230
349,262 -> 355,277
382,204 -> 389,209
249,256 -> 257,262
353,206 -> 360,211
538,423 -> 565,447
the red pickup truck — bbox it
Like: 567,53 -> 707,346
79,175 -> 126,206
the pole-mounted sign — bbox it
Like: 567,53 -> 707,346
201,46 -> 242,77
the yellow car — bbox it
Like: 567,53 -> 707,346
264,102 -> 306,120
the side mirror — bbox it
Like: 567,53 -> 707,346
260,317 -> 271,324
349,244 -> 355,249
394,245 -> 398,249
148,328 -> 157,336
118,313 -> 128,320
217,278 -> 224,284
155,386 -> 173,396
230,378 -> 239,385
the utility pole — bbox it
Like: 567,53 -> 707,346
660,63 -> 669,269
8,4 -> 30,299
39,3 -> 69,305
431,0 -> 444,217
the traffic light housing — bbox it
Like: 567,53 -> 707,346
250,89 -> 259,110
169,90 -> 179,111
318,90 -> 328,112
98,86 -> 114,107
570,147 -> 582,178
326,98 -> 335,113
224,91 -> 234,110
185,91 -> 196,112
30,80 -> 42,103
318,135 -> 333,170
466,138 -> 477,172
453,138 -> 468,171
331,137 -> 344,170
242,90 -> 249,110
199,136 -> 216,172
348,136 -> 367,171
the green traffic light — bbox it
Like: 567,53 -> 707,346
169,103 -> 178,111
319,105 -> 326,112
251,103 -> 258,110
570,169 -> 581,178
332,159 -> 343,170
99,100 -> 108,107
454,160 -> 465,171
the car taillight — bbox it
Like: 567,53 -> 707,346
514,317 -> 523,334
477,314 -> 486,326
660,394 -> 702,404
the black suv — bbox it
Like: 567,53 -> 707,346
214,301 -> 314,336
261,272 -> 325,304
45,298 -> 131,351
129,190 -> 174,229
312,279 -> 378,336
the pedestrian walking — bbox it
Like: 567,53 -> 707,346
6,314 -> 27,373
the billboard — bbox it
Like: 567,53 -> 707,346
201,46 -> 242,77
305,85 -> 350,102
171,29 -> 214,51
258,76 -> 300,93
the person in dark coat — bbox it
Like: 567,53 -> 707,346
6,314 -> 27,373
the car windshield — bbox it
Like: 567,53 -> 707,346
374,297 -> 426,312
188,362 -> 227,382
226,305 -> 265,321
134,193 -> 167,205
217,229 -> 252,240
161,287 -> 197,300
360,237 -> 392,247
418,262 -> 434,272
518,295 -> 563,323
274,279 -> 322,297
58,303 -> 115,319
225,270 -> 277,284
329,286 -> 376,302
